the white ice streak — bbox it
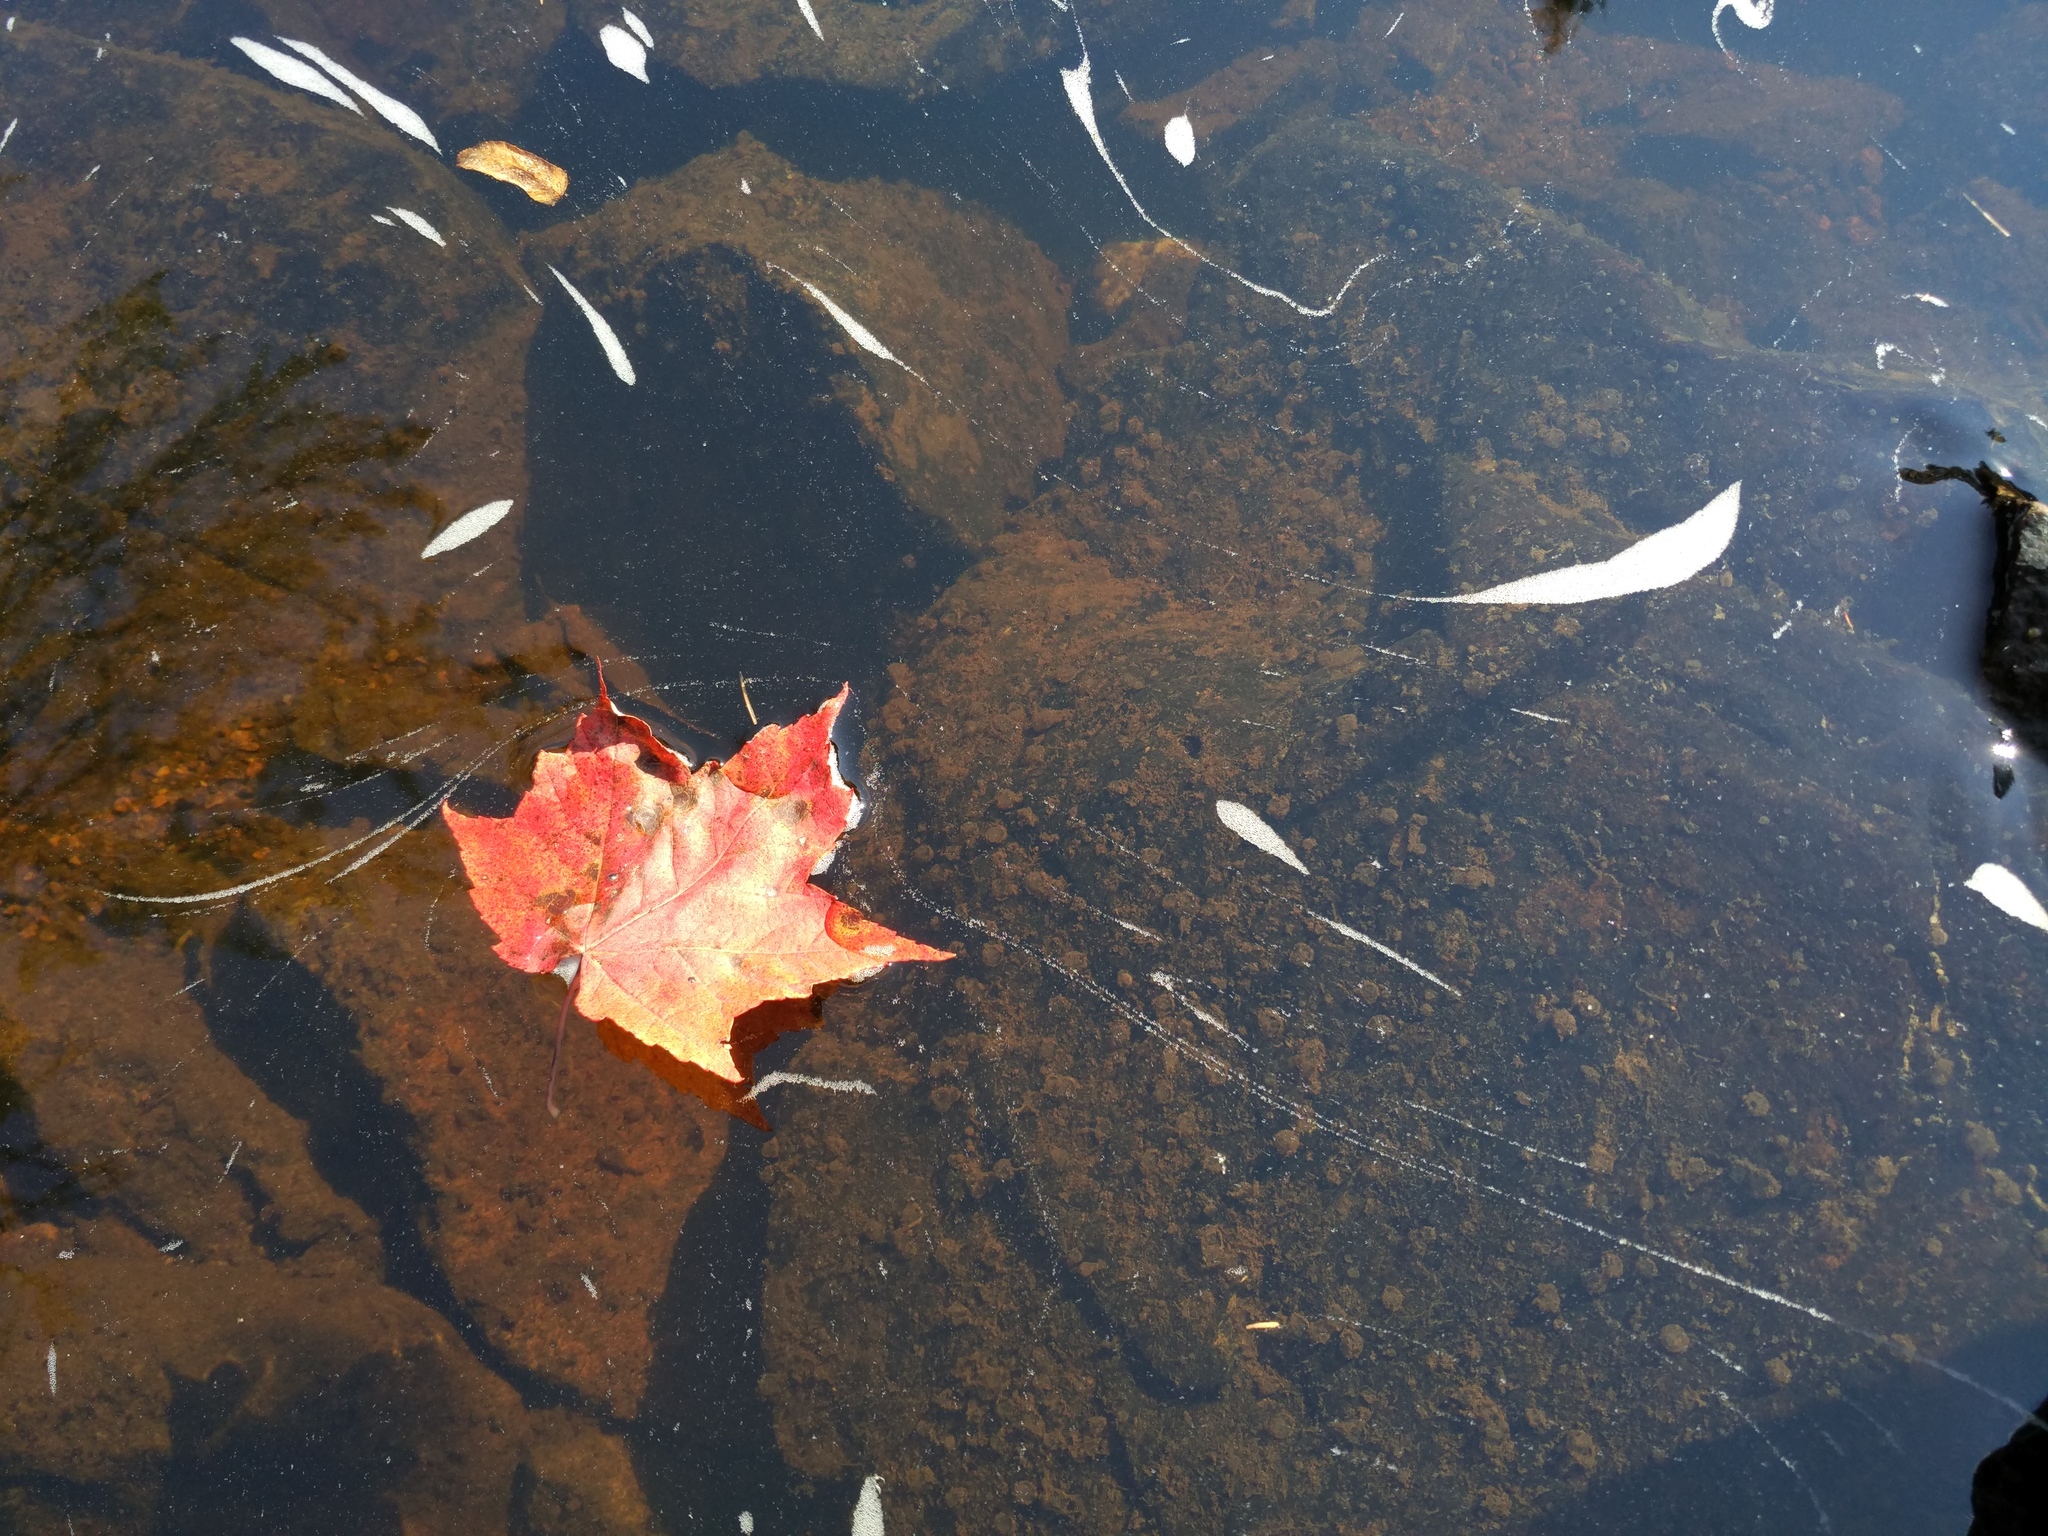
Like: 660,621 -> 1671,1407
0,118 -> 16,156
277,38 -> 440,151
599,24 -> 650,83
1420,482 -> 1740,605
1406,1099 -> 1586,1168
851,1475 -> 885,1536
103,746 -> 486,905
1965,863 -> 2048,933
1151,973 -> 1255,1049
384,206 -> 445,246
798,0 -> 825,41
1304,909 -> 1462,997
46,1345 -> 55,1397
621,7 -> 654,47
421,498 -> 515,558
1215,799 -> 1309,874
1164,113 -> 1197,167
231,38 -> 362,114
745,1071 -> 879,1099
548,265 -> 637,385
1060,47 -> 1380,319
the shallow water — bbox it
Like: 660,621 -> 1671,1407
6,1 -> 2048,1531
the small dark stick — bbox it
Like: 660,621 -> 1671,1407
547,959 -> 580,1118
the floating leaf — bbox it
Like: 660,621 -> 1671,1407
384,206 -> 445,247
1965,863 -> 2048,932
548,265 -> 637,385
277,37 -> 440,151
851,1476 -> 884,1536
1164,114 -> 1197,166
1420,483 -> 1741,605
421,498 -> 513,558
455,139 -> 569,205
1215,799 -> 1308,874
599,24 -> 650,83
443,678 -> 949,1116
230,37 -> 362,115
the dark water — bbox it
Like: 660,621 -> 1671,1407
6,1 -> 2048,1531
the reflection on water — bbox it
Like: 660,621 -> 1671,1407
1531,0 -> 1609,54
6,0 -> 2048,1531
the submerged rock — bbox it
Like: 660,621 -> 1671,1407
526,134 -> 1072,547
0,935 -> 652,1532
1900,462 -> 2048,768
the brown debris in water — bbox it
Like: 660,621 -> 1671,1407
457,140 -> 570,205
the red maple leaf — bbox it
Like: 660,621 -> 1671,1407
444,674 -> 948,1121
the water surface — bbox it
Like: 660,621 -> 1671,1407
5,1 -> 2048,1532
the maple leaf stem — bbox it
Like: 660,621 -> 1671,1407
546,968 -> 579,1119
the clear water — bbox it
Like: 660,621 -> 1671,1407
5,1 -> 2048,1531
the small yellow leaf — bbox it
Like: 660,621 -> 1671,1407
455,140 -> 569,205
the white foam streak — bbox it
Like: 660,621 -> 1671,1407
599,24 -> 650,82
745,1071 -> 878,1099
1421,483 -> 1740,605
1215,799 -> 1308,874
1164,113 -> 1197,166
548,265 -> 637,385
277,38 -> 439,150
231,38 -> 362,114
385,206 -> 445,246
798,0 -> 825,40
620,7 -> 654,46
1060,49 -> 1379,318
1965,863 -> 2048,932
421,498 -> 514,558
